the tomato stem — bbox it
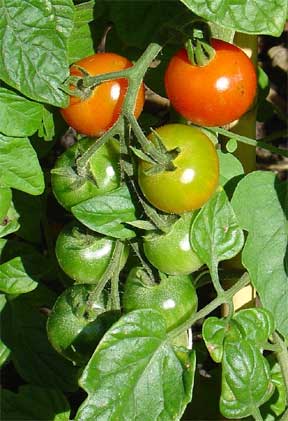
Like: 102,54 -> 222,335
272,332 -> 288,404
206,126 -> 288,158
87,240 -> 125,305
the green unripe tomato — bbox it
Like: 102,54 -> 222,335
55,221 -> 128,284
51,137 -> 120,211
47,284 -> 119,365
143,213 -> 203,275
122,267 -> 198,331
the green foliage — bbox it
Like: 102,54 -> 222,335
232,171 -> 288,339
0,134 -> 44,195
0,0 -> 74,106
191,189 -> 244,268
1,385 -> 70,421
76,309 -> 196,421
0,1 -> 287,420
72,185 -> 137,239
1,290 -> 80,392
179,0 -> 287,36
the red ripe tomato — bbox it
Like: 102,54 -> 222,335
61,53 -> 145,136
164,39 -> 257,126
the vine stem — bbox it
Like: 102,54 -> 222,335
210,260 -> 224,296
251,407 -> 264,421
87,240 -> 125,306
273,332 -> 288,402
75,43 -> 164,171
207,126 -> 288,158
168,272 -> 250,340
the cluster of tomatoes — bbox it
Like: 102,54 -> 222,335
47,39 -> 257,363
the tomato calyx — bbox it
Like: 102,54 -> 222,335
184,22 -> 215,67
133,128 -> 180,176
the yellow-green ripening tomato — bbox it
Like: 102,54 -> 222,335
138,124 -> 219,214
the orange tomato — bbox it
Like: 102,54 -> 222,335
165,39 -> 257,126
61,53 -> 145,136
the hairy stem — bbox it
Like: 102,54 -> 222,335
273,332 -> 288,402
168,272 -> 250,340
88,241 -> 125,305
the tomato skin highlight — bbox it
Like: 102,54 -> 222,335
122,267 -> 198,331
138,124 -> 219,214
51,138 -> 120,211
55,221 -> 128,284
61,53 -> 145,136
143,213 -> 203,275
164,39 -> 257,126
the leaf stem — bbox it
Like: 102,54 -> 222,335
210,260 -> 224,296
76,118 -> 124,172
206,126 -> 288,158
273,331 -> 288,403
168,272 -> 250,340
251,407 -> 264,421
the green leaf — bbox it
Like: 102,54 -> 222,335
0,187 -> 12,221
261,356 -> 287,419
233,308 -> 275,346
72,185 -> 137,239
1,293 -> 79,392
109,1 -> 187,48
218,150 -> 244,186
0,200 -> 20,238
13,191 -> 43,244
0,134 -> 44,195
0,0 -> 74,106
202,317 -> 227,363
0,257 -> 38,295
179,0 -> 287,36
68,0 -> 105,63
191,189 -> 244,269
0,294 -> 10,367
39,107 -> 56,141
202,317 -> 243,363
0,240 -> 56,283
126,220 -> 156,230
232,171 -> 288,339
76,309 -> 196,421
220,340 -> 274,418
0,88 -> 43,137
1,385 -> 70,421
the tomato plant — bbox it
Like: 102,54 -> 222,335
122,267 -> 198,331
51,137 -> 120,210
138,124 -> 219,213
165,39 -> 257,126
1,2 -> 287,421
60,53 -> 145,136
55,221 -> 128,284
143,212 -> 203,275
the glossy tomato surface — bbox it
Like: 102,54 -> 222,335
51,138 -> 120,211
47,284 -> 119,365
138,124 -> 219,214
143,213 -> 203,275
61,53 -> 145,136
55,221 -> 128,284
122,267 -> 198,332
165,39 -> 257,126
